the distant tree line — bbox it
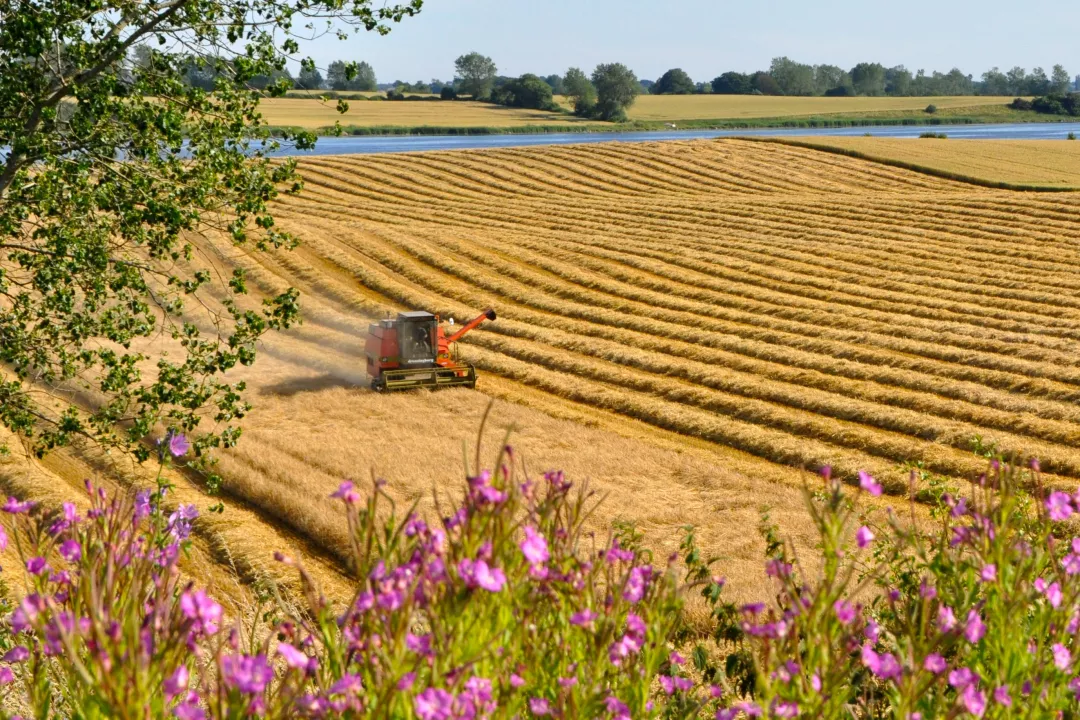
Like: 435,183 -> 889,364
170,49 -> 1080,121
642,59 -> 1075,98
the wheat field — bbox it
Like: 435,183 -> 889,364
619,94 -> 1020,121
767,137 -> 1080,188
7,137 -> 1080,605
257,95 -> 1020,129
160,137 -> 1080,597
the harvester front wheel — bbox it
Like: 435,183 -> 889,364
370,378 -> 386,393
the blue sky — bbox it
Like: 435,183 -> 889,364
298,0 -> 1080,83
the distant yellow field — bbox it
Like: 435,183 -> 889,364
774,137 -> 1080,188
621,95 -> 1020,121
259,98 -> 585,128
259,95 -> 1021,129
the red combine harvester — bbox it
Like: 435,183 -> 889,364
365,308 -> 497,391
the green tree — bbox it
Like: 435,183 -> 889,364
544,74 -> 565,95
769,57 -> 815,96
454,52 -> 497,99
981,67 -> 1010,95
1026,67 -> 1051,95
327,60 -> 349,90
491,74 -> 554,109
591,63 -> 641,121
711,72 -> 754,94
1006,66 -> 1028,95
752,72 -> 783,95
813,65 -> 849,95
0,0 -> 420,464
850,62 -> 886,95
885,65 -> 913,96
1051,65 -> 1072,95
295,66 -> 324,90
564,67 -> 597,115
653,68 -> 695,95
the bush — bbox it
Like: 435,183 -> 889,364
1010,97 -> 1033,111
385,87 -> 405,101
490,74 -> 556,111
924,104 -> 938,114
919,132 -> 948,138
440,86 -> 458,100
1069,132 -> 1077,140
1025,93 -> 1080,116
824,86 -> 855,97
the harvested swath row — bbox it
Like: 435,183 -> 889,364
274,219 -> 1078,485
293,171 -> 1080,337
536,232 -> 1080,345
581,142 -> 962,194
302,218 -> 1080,435
302,153 -> 1080,289
257,141 -> 1080,508
474,231 -> 1080,363
333,215 -> 1080,397
316,139 -> 962,199
257,216 -> 1080,471
317,225 -> 1080,477
484,140 -> 965,195
295,212 -> 1080,414
626,227 -> 1080,315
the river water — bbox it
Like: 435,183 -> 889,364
269,122 -> 1080,156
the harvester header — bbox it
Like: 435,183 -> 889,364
365,307 -> 496,392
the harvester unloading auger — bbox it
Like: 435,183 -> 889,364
364,308 -> 497,392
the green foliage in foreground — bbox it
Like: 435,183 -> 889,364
0,0 -> 420,472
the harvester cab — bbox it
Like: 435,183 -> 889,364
365,307 -> 496,392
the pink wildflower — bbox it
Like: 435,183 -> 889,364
414,688 -> 454,720
938,605 -> 957,632
59,540 -> 81,563
961,684 -> 986,718
167,431 -> 190,458
965,610 -> 986,644
1054,643 -> 1072,670
529,698 -> 552,716
457,558 -> 506,592
330,481 -> 361,505
164,665 -> 189,701
25,557 -> 48,575
980,564 -> 996,582
520,526 -> 549,566
834,600 -> 857,625
1047,491 -> 1074,521
220,654 -> 272,694
859,471 -> 882,496
856,526 -> 874,548
994,685 -> 1011,706
277,643 -> 310,670
924,654 -> 947,674
949,667 -> 978,690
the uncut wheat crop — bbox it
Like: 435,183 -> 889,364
181,137 -> 1080,597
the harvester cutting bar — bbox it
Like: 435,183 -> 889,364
374,365 -> 477,392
